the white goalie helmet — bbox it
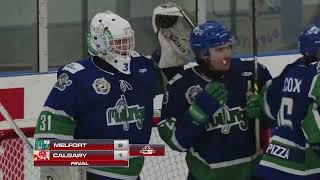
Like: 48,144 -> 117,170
88,11 -> 135,74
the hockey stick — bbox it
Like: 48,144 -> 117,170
174,3 -> 195,28
0,102 -> 33,151
158,2 -> 195,28
251,0 -> 262,155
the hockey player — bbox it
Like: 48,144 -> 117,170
151,2 -> 196,80
246,23 -> 320,179
157,20 -> 272,180
34,11 -> 164,180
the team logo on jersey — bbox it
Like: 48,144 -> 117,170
54,73 -> 72,91
92,78 -> 111,95
106,95 -> 145,131
205,106 -> 248,134
119,80 -> 132,93
185,85 -> 203,104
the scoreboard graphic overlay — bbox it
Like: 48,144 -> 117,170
34,139 -> 165,167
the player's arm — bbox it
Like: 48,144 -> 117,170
246,62 -> 300,127
302,103 -> 320,147
151,58 -> 168,125
302,74 -> 320,147
242,61 -> 272,122
257,63 -> 274,130
34,64 -> 82,140
153,58 -> 167,96
157,80 -> 227,152
35,64 -> 84,180
257,62 -> 273,90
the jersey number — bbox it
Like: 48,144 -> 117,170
39,115 -> 52,131
123,63 -> 129,72
277,97 -> 293,128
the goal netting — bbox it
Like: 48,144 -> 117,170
0,120 -> 40,180
0,119 -> 187,180
140,128 -> 188,180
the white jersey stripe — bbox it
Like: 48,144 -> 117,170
87,168 -> 138,180
260,160 -> 320,176
171,127 -> 188,152
189,148 -> 259,169
43,106 -> 74,121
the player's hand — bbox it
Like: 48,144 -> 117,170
205,82 -> 228,105
188,82 -> 228,124
188,103 -> 209,123
245,94 -> 263,119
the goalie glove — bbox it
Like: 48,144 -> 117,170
152,2 -> 195,68
188,82 -> 228,123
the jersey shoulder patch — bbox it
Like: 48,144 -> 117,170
62,62 -> 85,74
54,73 -> 73,91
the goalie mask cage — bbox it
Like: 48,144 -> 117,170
0,119 -> 188,180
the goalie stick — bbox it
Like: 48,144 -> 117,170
155,2 -> 195,29
172,2 -> 195,28
0,102 -> 33,151
251,0 -> 262,155
0,102 -> 87,180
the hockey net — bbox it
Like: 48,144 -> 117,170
0,120 -> 40,180
0,119 -> 187,180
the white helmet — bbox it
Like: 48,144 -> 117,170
88,11 -> 135,74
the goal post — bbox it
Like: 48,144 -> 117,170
0,105 -> 187,180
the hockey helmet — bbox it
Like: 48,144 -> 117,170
88,11 -> 135,74
191,21 -> 232,59
299,23 -> 320,57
